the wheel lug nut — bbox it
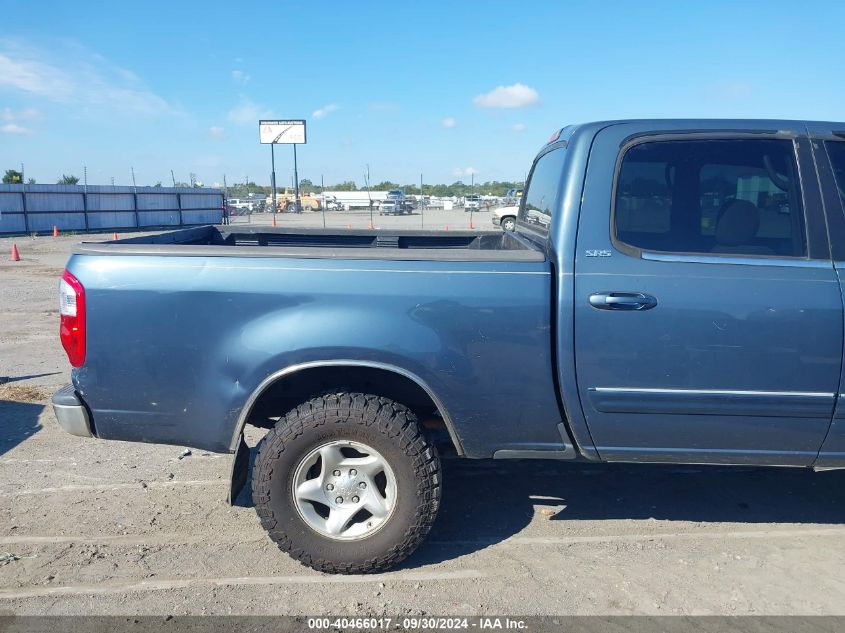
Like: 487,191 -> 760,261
335,497 -> 343,504
352,496 -> 360,503
358,482 -> 367,489
326,484 -> 334,491
350,469 -> 357,476
333,470 -> 341,476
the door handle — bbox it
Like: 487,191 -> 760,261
589,291 -> 657,311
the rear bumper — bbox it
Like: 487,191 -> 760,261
52,384 -> 93,438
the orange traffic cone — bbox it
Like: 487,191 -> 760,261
272,214 -> 277,227
53,226 -> 59,237
347,224 -> 352,229
10,244 -> 20,261
368,221 -> 374,229
444,225 -> 449,231
468,221 -> 474,229
113,232 -> 119,240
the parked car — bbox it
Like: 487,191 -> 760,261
464,194 -> 481,211
53,119 -> 845,574
492,205 -> 518,231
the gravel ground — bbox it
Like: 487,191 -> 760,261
2,230 -> 845,616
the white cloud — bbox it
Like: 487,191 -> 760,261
452,167 -> 478,178
227,98 -> 270,125
513,122 -> 526,132
313,103 -> 340,119
2,106 -> 40,122
0,39 -> 177,116
473,83 -> 539,109
0,53 -> 73,99
1,107 -> 40,133
441,117 -> 456,129
1,123 -> 31,135
231,70 -> 250,85
209,126 -> 225,137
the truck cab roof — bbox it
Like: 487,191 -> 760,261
548,119 -> 845,150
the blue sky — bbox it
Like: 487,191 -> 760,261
1,0 -> 844,188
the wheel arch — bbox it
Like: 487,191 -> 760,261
228,360 -> 464,456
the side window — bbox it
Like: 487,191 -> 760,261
519,147 -> 566,233
614,139 -> 806,258
825,141 -> 845,211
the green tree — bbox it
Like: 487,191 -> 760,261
330,180 -> 358,191
26,177 -> 36,184
228,180 -> 267,197
3,169 -> 23,184
57,174 -> 80,185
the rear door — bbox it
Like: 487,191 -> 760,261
574,122 -> 841,465
809,125 -> 845,468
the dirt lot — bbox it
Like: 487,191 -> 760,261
2,232 -> 845,616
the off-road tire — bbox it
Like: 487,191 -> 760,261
252,392 -> 441,573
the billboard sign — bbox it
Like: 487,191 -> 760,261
259,119 -> 306,144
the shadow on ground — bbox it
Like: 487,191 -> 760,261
0,399 -> 45,456
404,458 -> 845,567
230,445 -> 845,568
0,372 -> 60,384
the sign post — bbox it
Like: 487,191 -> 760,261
259,119 -> 307,215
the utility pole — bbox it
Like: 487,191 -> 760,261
170,170 -> 177,187
321,174 -> 326,228
131,166 -> 137,191
365,164 -> 372,228
420,173 -> 424,229
470,171 -> 475,229
293,145 -> 300,212
270,144 -> 277,215
20,163 -> 24,183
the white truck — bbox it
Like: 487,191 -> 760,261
464,194 -> 481,211
378,189 -> 414,215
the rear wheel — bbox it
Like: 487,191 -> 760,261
252,393 -> 441,573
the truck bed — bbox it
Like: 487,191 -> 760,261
72,225 -> 545,262
65,222 -> 560,457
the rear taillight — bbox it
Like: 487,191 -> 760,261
59,270 -> 86,367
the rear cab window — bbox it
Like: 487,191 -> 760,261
825,141 -> 845,211
519,146 -> 567,234
614,138 -> 806,258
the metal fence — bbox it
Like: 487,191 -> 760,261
0,184 -> 224,235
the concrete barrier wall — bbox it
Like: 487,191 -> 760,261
0,184 -> 223,235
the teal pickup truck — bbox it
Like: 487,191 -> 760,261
54,119 -> 845,573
